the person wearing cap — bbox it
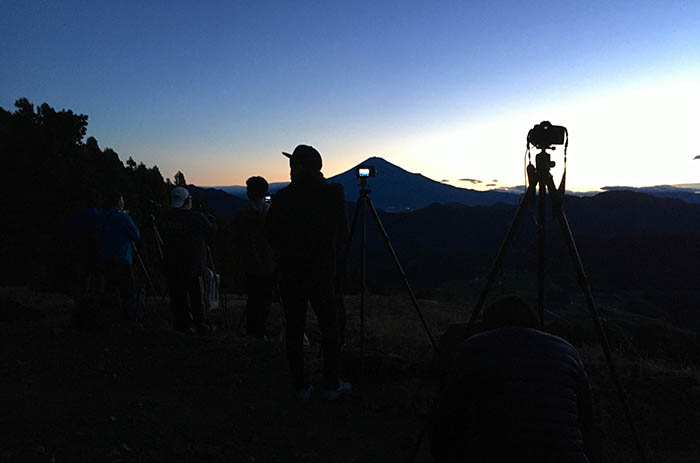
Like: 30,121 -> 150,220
232,176 -> 275,338
98,190 -> 141,321
429,295 -> 594,462
266,144 -> 351,401
158,186 -> 217,334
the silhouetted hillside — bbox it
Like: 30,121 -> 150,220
215,182 -> 289,198
191,186 -> 248,221
602,185 -> 700,204
328,157 -> 520,212
343,190 -> 700,297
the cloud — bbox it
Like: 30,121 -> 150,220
694,155 -> 700,160
492,179 -> 499,183
486,183 -> 497,187
440,179 -> 449,183
459,178 -> 482,184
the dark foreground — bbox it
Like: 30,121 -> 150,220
1,287 -> 699,462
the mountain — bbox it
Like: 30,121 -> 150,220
205,157 -> 700,212
327,157 -> 520,212
215,182 -> 289,198
189,185 -> 248,220
600,185 -> 700,204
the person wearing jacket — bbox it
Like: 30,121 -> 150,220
265,144 -> 351,401
98,190 -> 141,321
232,176 -> 276,338
430,295 -> 593,463
158,187 -> 217,334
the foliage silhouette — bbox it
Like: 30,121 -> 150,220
0,98 -> 169,288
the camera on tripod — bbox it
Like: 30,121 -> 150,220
527,121 -> 567,149
356,165 -> 376,178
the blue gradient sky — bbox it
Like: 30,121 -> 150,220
2,1 -> 699,190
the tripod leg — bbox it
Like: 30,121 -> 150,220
365,198 -> 438,352
465,180 -> 537,331
537,176 -> 547,325
546,179 -> 647,462
348,196 -> 363,247
359,197 -> 366,367
132,242 -> 159,300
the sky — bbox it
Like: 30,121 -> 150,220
2,0 -> 699,191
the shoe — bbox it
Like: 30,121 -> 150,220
323,380 -> 352,401
303,333 -> 310,347
195,323 -> 212,336
297,384 -> 313,402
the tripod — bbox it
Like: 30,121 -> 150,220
465,147 -> 646,462
348,175 -> 438,367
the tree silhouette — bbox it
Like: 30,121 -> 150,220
174,171 -> 187,186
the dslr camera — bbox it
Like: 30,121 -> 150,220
527,121 -> 567,149
356,165 -> 377,178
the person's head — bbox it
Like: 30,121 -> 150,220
246,176 -> 269,202
282,145 -> 322,182
105,190 -> 124,210
483,296 -> 538,330
170,186 -> 192,210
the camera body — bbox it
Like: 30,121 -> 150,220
356,165 -> 377,178
527,121 -> 567,149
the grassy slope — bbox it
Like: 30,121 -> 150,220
1,288 -> 698,462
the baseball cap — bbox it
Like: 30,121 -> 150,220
170,186 -> 190,208
282,144 -> 322,171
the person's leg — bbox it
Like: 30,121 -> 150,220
280,279 -> 308,390
168,273 -> 190,331
245,274 -> 263,337
188,276 -> 205,328
309,280 -> 340,391
117,262 -> 137,321
335,260 -> 347,349
259,273 -> 274,335
246,274 -> 275,338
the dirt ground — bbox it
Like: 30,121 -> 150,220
0,289 -> 435,463
1,287 -> 699,462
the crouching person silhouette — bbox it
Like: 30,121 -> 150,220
430,296 -> 594,463
265,144 -> 351,402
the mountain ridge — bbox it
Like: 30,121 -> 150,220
207,156 -> 700,210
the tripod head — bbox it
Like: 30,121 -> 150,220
356,164 -> 376,198
535,149 -> 556,172
357,176 -> 372,197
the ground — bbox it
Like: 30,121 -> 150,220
1,287 -> 699,462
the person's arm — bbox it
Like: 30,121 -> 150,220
264,195 -> 281,256
576,357 -> 594,461
429,345 -> 478,463
333,184 -> 350,259
123,213 -> 140,241
200,212 -> 216,244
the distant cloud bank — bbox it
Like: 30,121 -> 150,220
694,155 -> 700,160
459,178 -> 482,184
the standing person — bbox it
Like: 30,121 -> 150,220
158,187 -> 217,334
266,144 -> 351,401
232,176 -> 276,339
429,296 -> 594,463
67,189 -> 101,298
98,190 -> 141,322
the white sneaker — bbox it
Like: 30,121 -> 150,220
297,384 -> 313,402
323,380 -> 352,401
